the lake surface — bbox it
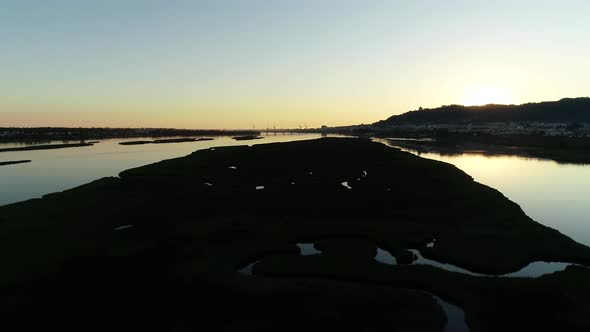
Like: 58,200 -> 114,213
1,135 -> 589,248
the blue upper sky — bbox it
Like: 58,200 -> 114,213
1,0 -> 589,128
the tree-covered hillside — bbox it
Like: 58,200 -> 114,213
374,98 -> 590,126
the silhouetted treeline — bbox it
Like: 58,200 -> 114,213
435,132 -> 590,149
0,127 -> 260,143
374,98 -> 590,126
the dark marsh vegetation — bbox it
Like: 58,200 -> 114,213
1,138 -> 589,331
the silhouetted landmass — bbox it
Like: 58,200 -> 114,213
1,138 -> 589,331
154,137 -> 213,144
118,140 -> 154,146
374,97 -> 590,126
0,160 -> 31,166
382,134 -> 590,164
312,98 -> 590,164
119,138 -> 214,145
382,138 -> 583,163
0,127 -> 260,143
232,135 -> 265,141
0,142 -> 94,153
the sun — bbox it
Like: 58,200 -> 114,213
462,86 -> 513,106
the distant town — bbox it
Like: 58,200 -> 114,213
329,121 -> 590,138
327,98 -> 590,142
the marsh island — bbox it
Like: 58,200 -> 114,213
1,138 -> 589,331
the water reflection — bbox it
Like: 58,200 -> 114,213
297,243 -> 322,256
374,248 -> 396,265
341,181 -> 352,189
114,225 -> 134,231
238,260 -> 259,276
374,139 -> 590,247
0,134 -> 340,206
372,246 -> 577,278
433,296 -> 469,332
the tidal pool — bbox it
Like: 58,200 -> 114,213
239,242 -> 471,331
296,243 -> 322,256
433,295 -> 469,332
238,260 -> 260,276
374,248 -> 396,265
374,247 -> 576,278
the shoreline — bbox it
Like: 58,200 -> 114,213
0,142 -> 94,153
380,138 -> 590,165
0,160 -> 31,166
119,137 -> 214,145
232,135 -> 265,141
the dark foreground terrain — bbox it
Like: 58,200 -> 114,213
1,138 -> 589,331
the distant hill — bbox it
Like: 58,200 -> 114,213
374,98 -> 590,126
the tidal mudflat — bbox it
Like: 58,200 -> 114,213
232,135 -> 265,141
0,160 -> 31,166
0,142 -> 94,152
1,138 -> 589,331
119,137 -> 214,145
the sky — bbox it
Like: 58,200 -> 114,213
1,0 -> 589,129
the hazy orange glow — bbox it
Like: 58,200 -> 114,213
461,86 -> 514,106
1,1 -> 589,128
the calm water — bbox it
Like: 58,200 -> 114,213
375,139 -> 590,247
2,135 -> 589,248
0,134 -> 333,207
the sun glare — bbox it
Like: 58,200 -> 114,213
462,86 -> 513,106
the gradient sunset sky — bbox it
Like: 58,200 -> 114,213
2,0 -> 589,129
